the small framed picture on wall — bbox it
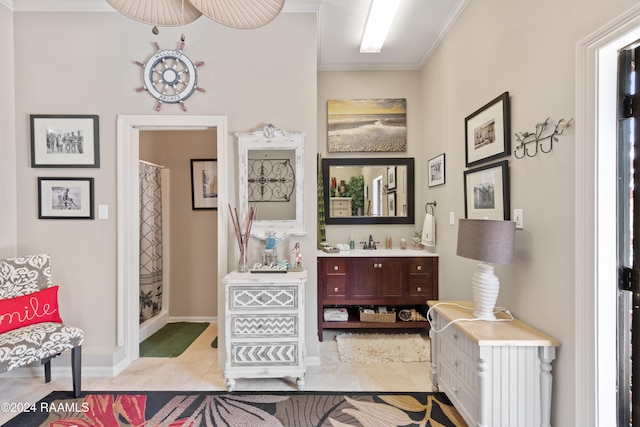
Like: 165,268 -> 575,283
463,160 -> 510,220
464,92 -> 510,167
191,159 -> 218,210
38,177 -> 94,219
30,114 -> 100,168
428,153 -> 445,187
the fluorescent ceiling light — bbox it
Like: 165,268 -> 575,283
360,0 -> 401,53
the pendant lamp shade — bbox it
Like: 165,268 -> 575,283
188,0 -> 285,29
106,0 -> 203,27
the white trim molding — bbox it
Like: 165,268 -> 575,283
116,115 -> 228,371
575,4 -> 640,425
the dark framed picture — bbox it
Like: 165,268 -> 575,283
428,153 -> 445,187
387,166 -> 397,191
387,191 -> 396,216
30,114 -> 100,168
464,92 -> 510,167
191,159 -> 218,210
327,98 -> 407,152
38,177 -> 94,219
463,160 -> 510,220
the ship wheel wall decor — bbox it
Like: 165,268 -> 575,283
135,40 -> 205,111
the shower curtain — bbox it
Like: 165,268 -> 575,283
139,162 -> 163,324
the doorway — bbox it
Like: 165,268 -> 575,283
575,5 -> 640,425
116,115 -> 229,369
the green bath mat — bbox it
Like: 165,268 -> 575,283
140,322 -> 209,357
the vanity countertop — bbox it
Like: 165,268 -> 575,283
317,248 -> 438,257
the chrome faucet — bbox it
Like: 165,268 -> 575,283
361,235 -> 378,250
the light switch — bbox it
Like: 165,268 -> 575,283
449,211 -> 455,225
98,204 -> 109,220
514,209 -> 524,229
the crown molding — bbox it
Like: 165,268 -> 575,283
418,0 -> 470,68
0,0 -> 13,10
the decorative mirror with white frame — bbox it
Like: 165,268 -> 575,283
237,124 -> 305,238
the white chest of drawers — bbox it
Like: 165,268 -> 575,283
223,270 -> 307,391
329,197 -> 352,217
428,301 -> 560,427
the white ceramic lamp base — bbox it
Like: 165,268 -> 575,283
471,263 -> 500,320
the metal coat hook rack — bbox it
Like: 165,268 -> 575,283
425,201 -> 436,215
513,117 -> 573,159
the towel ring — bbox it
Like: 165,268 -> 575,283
425,201 -> 436,215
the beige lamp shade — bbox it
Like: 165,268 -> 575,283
188,0 -> 285,29
457,219 -> 516,264
106,0 -> 203,27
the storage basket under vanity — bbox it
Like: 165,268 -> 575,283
359,307 -> 396,323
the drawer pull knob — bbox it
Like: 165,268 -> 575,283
453,334 -> 458,340
334,287 -> 339,293
417,287 -> 422,292
452,387 -> 458,393
333,265 -> 339,271
417,265 -> 422,271
453,360 -> 459,366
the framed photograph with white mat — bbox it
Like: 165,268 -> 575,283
428,153 -> 445,187
463,160 -> 510,220
30,114 -> 100,168
464,92 -> 510,167
38,177 -> 94,219
190,158 -> 218,210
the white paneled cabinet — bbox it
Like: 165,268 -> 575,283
224,270 -> 307,391
428,301 -> 559,427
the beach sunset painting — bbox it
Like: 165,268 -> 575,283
328,98 -> 407,152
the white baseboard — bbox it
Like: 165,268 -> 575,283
139,311 -> 170,342
168,316 -> 218,323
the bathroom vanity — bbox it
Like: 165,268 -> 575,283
317,249 -> 438,341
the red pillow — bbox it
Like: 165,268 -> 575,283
0,286 -> 62,334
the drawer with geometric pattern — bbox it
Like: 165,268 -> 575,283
230,341 -> 299,366
230,314 -> 299,338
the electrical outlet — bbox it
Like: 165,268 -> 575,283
514,209 -> 524,229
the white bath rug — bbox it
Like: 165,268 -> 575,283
335,332 -> 431,363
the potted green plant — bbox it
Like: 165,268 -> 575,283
345,175 -> 365,216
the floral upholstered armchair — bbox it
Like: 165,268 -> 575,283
0,254 -> 84,397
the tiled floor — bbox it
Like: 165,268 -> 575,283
0,323 -> 433,425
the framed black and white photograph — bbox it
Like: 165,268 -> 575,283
463,160 -> 510,220
387,191 -> 396,216
38,177 -> 94,219
464,92 -> 510,167
30,115 -> 100,168
387,166 -> 397,191
191,159 -> 218,210
428,153 -> 446,187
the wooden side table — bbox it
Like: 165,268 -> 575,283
427,300 -> 560,427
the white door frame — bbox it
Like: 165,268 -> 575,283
116,115 -> 228,368
575,4 -> 640,425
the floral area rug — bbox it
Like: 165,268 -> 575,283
2,390 -> 467,426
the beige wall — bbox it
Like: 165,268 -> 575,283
318,2 -> 638,424
139,129 -> 218,318
317,70 -> 424,246
0,6 -> 16,258
418,1 -> 636,426
10,9 -> 318,364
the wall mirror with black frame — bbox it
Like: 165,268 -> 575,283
322,157 -> 415,225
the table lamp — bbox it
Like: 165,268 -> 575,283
456,218 -> 516,320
